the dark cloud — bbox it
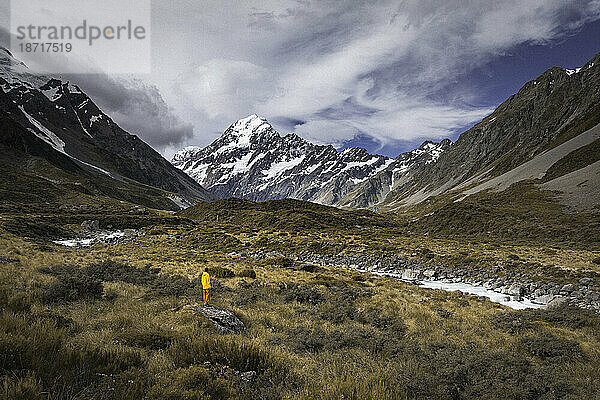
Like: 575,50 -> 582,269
65,74 -> 194,151
0,23 -> 192,152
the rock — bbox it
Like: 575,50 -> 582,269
532,294 -> 557,305
541,296 -> 568,310
0,256 -> 17,264
560,284 -> 576,293
579,278 -> 594,286
503,283 -> 524,296
423,269 -> 437,279
299,263 -> 319,273
81,220 -> 100,231
401,269 -> 422,281
194,305 -> 246,334
236,370 -> 257,387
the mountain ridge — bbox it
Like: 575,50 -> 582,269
0,47 -> 214,209
172,114 -> 450,206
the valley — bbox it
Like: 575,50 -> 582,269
0,26 -> 599,400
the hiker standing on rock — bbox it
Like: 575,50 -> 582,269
202,268 -> 211,305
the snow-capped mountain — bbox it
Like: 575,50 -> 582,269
0,47 -> 213,209
172,114 -> 451,207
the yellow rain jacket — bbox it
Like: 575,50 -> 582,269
202,272 -> 211,289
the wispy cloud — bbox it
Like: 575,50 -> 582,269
170,0 -> 600,155
3,1 -> 599,157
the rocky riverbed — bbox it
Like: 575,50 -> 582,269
236,250 -> 600,312
52,220 -> 143,248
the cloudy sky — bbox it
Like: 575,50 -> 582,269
2,0 -> 600,158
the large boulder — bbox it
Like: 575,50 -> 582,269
194,305 -> 246,334
541,296 -> 568,310
401,269 -> 422,281
532,294 -> 557,305
81,220 -> 100,231
503,283 -> 524,296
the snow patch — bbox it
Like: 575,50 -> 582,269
168,194 -> 195,209
19,105 -> 65,153
262,155 -> 305,180
89,114 -> 103,126
41,86 -> 62,101
68,84 -> 82,94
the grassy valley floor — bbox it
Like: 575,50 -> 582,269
0,197 -> 599,399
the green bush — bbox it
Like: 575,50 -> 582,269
278,282 -> 323,304
237,269 -> 256,279
119,328 -> 176,350
520,334 -> 583,359
42,273 -> 103,303
208,267 -> 235,278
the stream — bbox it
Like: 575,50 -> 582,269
359,269 -> 543,309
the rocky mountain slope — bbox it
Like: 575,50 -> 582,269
172,114 -> 450,206
379,52 -> 600,211
0,47 -> 214,209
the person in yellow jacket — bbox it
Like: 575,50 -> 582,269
201,268 -> 211,305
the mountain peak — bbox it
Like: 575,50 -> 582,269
217,114 -> 278,150
230,114 -> 271,133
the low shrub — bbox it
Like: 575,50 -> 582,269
520,334 -> 583,359
492,304 -> 599,334
393,341 -> 578,399
232,281 -> 274,306
119,328 -> 176,350
286,324 -> 393,355
528,305 -> 598,329
169,336 -> 284,376
42,273 -> 103,303
593,257 -> 600,265
285,326 -> 328,353
298,263 -> 319,273
318,298 -> 356,324
264,257 -> 295,268
0,372 -> 43,400
208,267 -> 235,278
278,282 -> 323,304
357,307 -> 406,336
237,269 -> 256,279
491,312 -> 534,334
40,260 -> 199,298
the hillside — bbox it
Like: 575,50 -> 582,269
0,48 -> 214,210
379,52 -> 600,211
